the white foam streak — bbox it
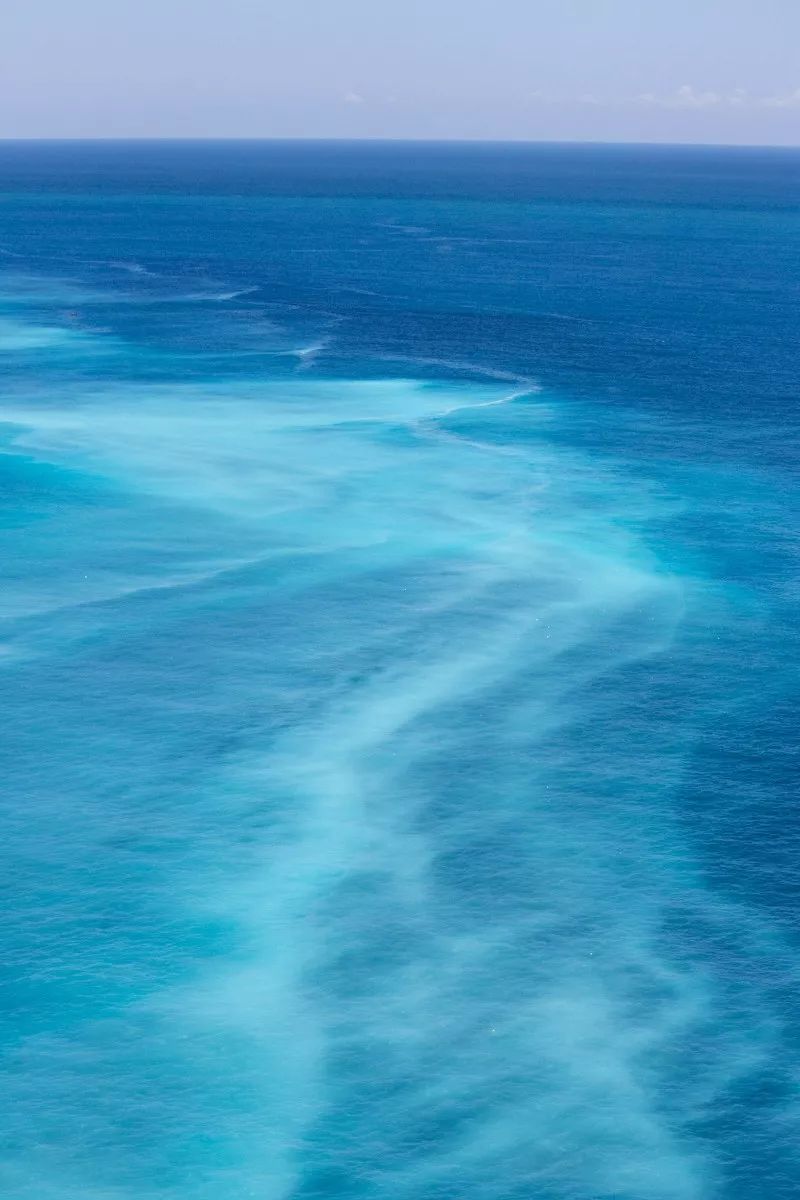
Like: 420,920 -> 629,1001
186,285 -> 261,301
108,260 -> 158,276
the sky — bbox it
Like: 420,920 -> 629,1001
2,0 -> 800,144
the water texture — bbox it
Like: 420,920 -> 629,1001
0,142 -> 798,1200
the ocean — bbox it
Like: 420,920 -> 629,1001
0,140 -> 797,1200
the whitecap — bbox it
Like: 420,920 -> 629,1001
108,260 -> 158,276
184,285 -> 261,301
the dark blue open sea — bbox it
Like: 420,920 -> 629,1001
0,141 -> 798,1200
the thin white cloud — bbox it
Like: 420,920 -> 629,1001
760,88 -> 800,108
634,85 -> 800,111
513,87 -> 800,112
641,85 -> 723,109
343,91 -> 364,105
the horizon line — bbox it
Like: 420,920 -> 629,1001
1,135 -> 800,152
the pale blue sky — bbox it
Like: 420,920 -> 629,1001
2,0 -> 800,143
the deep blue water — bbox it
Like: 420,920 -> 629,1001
0,141 -> 798,1200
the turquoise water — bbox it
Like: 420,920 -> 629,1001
0,142 -> 798,1199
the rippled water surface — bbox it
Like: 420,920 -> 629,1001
0,142 -> 798,1199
